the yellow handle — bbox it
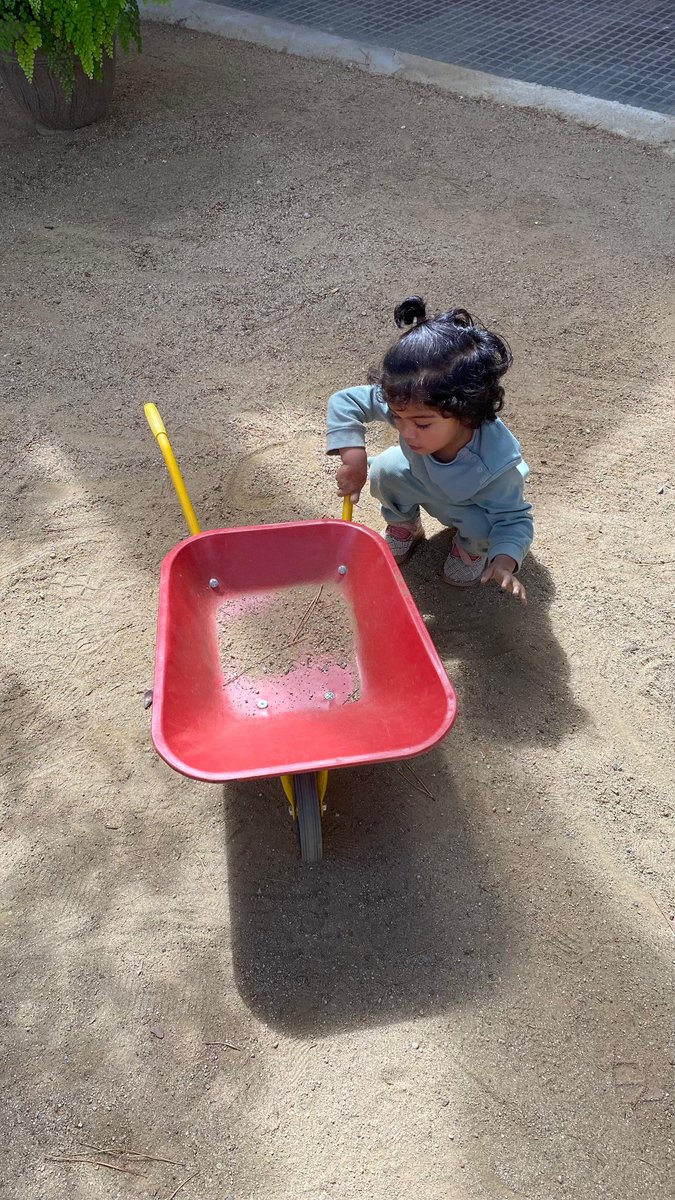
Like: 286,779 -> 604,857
145,403 -> 168,439
341,495 -> 354,522
144,403 -> 201,536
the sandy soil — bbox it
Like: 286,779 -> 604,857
1,22 -> 674,1200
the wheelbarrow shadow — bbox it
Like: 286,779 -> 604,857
223,538 -> 582,1037
223,754 -> 505,1037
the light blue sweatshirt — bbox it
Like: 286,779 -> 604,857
327,384 -> 533,567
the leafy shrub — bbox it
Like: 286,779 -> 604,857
0,0 -> 165,93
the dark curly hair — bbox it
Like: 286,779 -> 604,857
369,296 -> 512,428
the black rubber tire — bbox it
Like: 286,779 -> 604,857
294,773 -> 323,863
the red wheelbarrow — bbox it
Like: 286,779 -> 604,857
145,405 -> 457,862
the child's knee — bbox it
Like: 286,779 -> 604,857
368,454 -> 384,492
369,447 -> 406,491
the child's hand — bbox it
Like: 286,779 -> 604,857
336,447 -> 368,502
481,555 -> 528,605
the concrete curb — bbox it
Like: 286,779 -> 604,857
145,0 -> 675,152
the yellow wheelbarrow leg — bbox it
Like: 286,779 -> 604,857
281,772 -> 329,815
281,772 -> 328,863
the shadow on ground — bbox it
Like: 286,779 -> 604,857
407,535 -> 587,749
224,540 -> 583,1035
224,755 -> 505,1036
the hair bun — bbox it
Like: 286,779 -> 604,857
394,295 -> 427,329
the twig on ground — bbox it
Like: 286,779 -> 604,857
393,764 -> 435,801
222,639 -> 304,687
402,761 -> 436,800
628,1083 -> 647,1108
633,1092 -> 667,1108
205,1040 -> 242,1051
290,584 -> 324,644
166,1170 -> 199,1200
79,1141 -> 184,1165
650,894 -> 675,936
625,557 -> 675,565
393,766 -> 428,801
45,1155 -> 142,1175
196,851 -> 218,891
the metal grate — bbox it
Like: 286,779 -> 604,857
216,0 -> 675,115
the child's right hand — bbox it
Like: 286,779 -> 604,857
336,447 -> 368,502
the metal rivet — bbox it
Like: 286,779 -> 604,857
338,565 -> 348,575
324,691 -> 335,701
209,578 -> 219,589
257,700 -> 268,709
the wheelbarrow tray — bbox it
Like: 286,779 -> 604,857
151,519 -> 457,782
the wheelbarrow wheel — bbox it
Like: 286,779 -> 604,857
294,773 -> 323,863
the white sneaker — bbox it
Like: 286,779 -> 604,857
442,536 -> 487,587
382,518 -> 425,565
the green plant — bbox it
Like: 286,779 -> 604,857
0,0 -> 164,93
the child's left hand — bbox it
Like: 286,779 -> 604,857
481,555 -> 527,605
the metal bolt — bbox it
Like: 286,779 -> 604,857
257,700 -> 268,709
209,578 -> 219,589
324,691 -> 335,701
338,565 -> 348,575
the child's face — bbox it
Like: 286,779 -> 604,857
387,402 -> 471,460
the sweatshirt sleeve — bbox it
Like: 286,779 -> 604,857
326,385 -> 390,454
472,464 -> 534,569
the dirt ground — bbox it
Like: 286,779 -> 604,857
1,22 -> 674,1200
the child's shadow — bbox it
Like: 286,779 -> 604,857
404,531 -> 584,747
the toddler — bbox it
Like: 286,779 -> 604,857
326,297 -> 532,604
